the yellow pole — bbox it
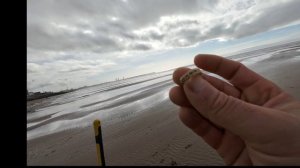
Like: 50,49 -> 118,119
93,120 -> 106,166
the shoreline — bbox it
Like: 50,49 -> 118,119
27,55 -> 300,166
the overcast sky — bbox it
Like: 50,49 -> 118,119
27,0 -> 300,92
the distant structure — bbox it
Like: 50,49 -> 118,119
115,77 -> 126,81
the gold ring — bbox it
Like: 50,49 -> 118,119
180,68 -> 202,85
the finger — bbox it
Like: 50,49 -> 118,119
194,54 -> 282,105
202,74 -> 241,98
172,67 -> 241,98
194,54 -> 261,89
170,75 -> 241,107
232,148 -> 252,166
179,107 -> 224,149
169,86 -> 192,107
172,67 -> 191,85
179,107 -> 248,165
194,54 -> 281,90
216,131 -> 245,165
182,74 -> 273,140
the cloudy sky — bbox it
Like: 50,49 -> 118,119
27,0 -> 300,92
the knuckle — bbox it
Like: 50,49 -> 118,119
208,91 -> 235,119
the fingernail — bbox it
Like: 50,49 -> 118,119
186,75 -> 203,93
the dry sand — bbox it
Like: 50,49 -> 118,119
27,57 -> 300,166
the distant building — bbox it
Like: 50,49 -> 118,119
27,91 -> 35,96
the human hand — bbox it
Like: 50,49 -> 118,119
169,54 -> 300,165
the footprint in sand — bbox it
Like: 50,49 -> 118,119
184,144 -> 192,149
151,151 -> 158,157
171,160 -> 177,166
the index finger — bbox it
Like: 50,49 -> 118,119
194,54 -> 283,105
194,54 -> 263,90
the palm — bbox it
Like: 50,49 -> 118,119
214,90 -> 295,165
169,55 -> 300,165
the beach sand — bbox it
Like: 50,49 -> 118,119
27,98 -> 225,166
27,56 -> 300,166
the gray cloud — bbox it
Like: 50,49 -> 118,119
27,0 -> 300,92
28,0 -> 300,54
235,0 -> 300,38
27,0 -> 219,53
130,43 -> 152,51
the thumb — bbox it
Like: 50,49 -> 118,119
183,74 -> 271,140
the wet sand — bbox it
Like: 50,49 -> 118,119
27,57 -> 300,166
27,98 -> 225,166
